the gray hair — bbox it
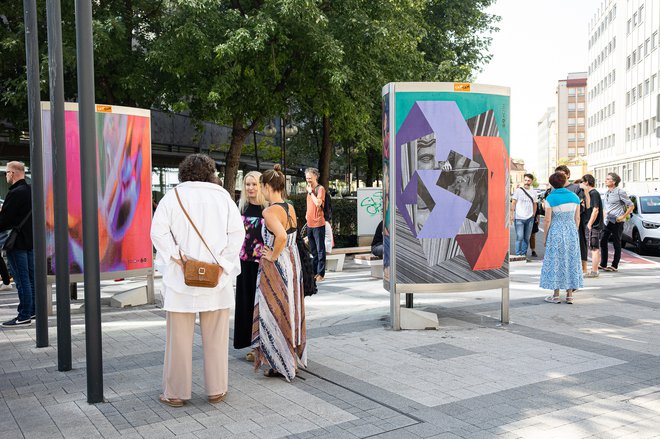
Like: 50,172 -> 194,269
305,167 -> 320,179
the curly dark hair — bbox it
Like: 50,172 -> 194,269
178,154 -> 218,183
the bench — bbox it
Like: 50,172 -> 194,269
353,253 -> 384,278
324,246 -> 372,272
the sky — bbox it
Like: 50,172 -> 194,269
476,0 -> 600,174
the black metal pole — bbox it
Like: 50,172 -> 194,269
23,0 -> 49,348
46,0 -> 71,370
75,0 -> 104,404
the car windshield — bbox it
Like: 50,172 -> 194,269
639,196 -> 660,214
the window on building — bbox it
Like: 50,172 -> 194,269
638,123 -> 642,138
612,102 -> 615,113
633,161 -> 640,180
653,32 -> 658,50
632,88 -> 637,103
578,117 -> 585,126
652,74 -> 657,92
626,91 -> 631,105
568,88 -> 576,96
568,103 -> 576,111
639,45 -> 644,62
626,128 -> 631,142
645,38 -> 650,56
632,51 -> 637,64
568,118 -> 576,126
627,56 -> 631,69
578,102 -> 585,111
568,148 -> 576,156
645,79 -> 650,95
633,12 -> 637,26
646,160 -> 653,180
568,133 -> 576,141
639,5 -> 644,22
651,117 -> 656,135
638,84 -> 643,97
578,87 -> 584,95
644,120 -> 649,136
627,19 -> 632,34
578,132 -> 585,140
653,159 -> 660,179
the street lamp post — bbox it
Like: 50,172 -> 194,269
264,117 -> 298,173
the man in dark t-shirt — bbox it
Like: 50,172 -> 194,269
581,174 -> 603,277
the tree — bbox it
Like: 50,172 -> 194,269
149,0 -> 347,198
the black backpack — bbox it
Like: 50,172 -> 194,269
279,203 -> 317,297
314,186 -> 332,222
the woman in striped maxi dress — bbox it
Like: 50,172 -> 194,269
252,164 -> 307,380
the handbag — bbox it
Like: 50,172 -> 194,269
174,188 -> 221,288
0,211 -> 32,250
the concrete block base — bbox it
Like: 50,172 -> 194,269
109,286 -> 149,308
400,308 -> 439,330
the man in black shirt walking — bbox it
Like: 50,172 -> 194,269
581,174 -> 604,277
0,162 -> 34,327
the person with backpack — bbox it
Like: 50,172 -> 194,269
305,168 -> 327,282
599,172 -> 634,272
252,165 -> 307,380
510,173 -> 537,257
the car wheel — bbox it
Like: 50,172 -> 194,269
633,229 -> 646,253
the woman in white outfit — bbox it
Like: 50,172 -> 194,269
151,154 -> 245,407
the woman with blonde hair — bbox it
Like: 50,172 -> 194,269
252,164 -> 307,380
151,154 -> 245,407
234,171 -> 267,360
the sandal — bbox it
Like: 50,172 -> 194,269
264,368 -> 284,378
207,393 -> 226,404
159,394 -> 184,408
544,295 -> 561,304
566,290 -> 574,304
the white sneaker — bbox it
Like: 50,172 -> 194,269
0,283 -> 13,291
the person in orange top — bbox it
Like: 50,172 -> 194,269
305,168 -> 326,282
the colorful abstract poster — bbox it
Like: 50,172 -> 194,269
381,90 -> 392,284
384,83 -> 510,286
41,103 -> 153,275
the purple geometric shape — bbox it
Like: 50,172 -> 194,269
419,101 -> 473,162
397,171 -> 417,234
417,170 -> 472,239
395,101 -> 474,240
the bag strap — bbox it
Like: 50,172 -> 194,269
17,211 -> 32,229
521,188 -> 535,204
174,188 -> 220,265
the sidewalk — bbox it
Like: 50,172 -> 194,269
1,258 -> 660,439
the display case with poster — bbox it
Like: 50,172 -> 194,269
41,103 -> 153,280
382,83 -> 510,328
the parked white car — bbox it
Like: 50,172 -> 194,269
622,194 -> 660,252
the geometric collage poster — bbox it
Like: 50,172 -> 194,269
41,103 -> 153,276
382,83 -> 510,287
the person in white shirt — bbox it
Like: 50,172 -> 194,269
510,173 -> 538,257
151,154 -> 245,407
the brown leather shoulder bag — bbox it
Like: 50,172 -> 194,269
173,188 -> 221,288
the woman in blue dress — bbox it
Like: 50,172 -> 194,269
540,172 -> 584,304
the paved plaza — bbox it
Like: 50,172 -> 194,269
1,250 -> 660,439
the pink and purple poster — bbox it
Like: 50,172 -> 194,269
41,103 -> 153,275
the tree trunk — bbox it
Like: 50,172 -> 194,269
365,147 -> 376,187
319,115 -> 332,188
224,116 -> 251,200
